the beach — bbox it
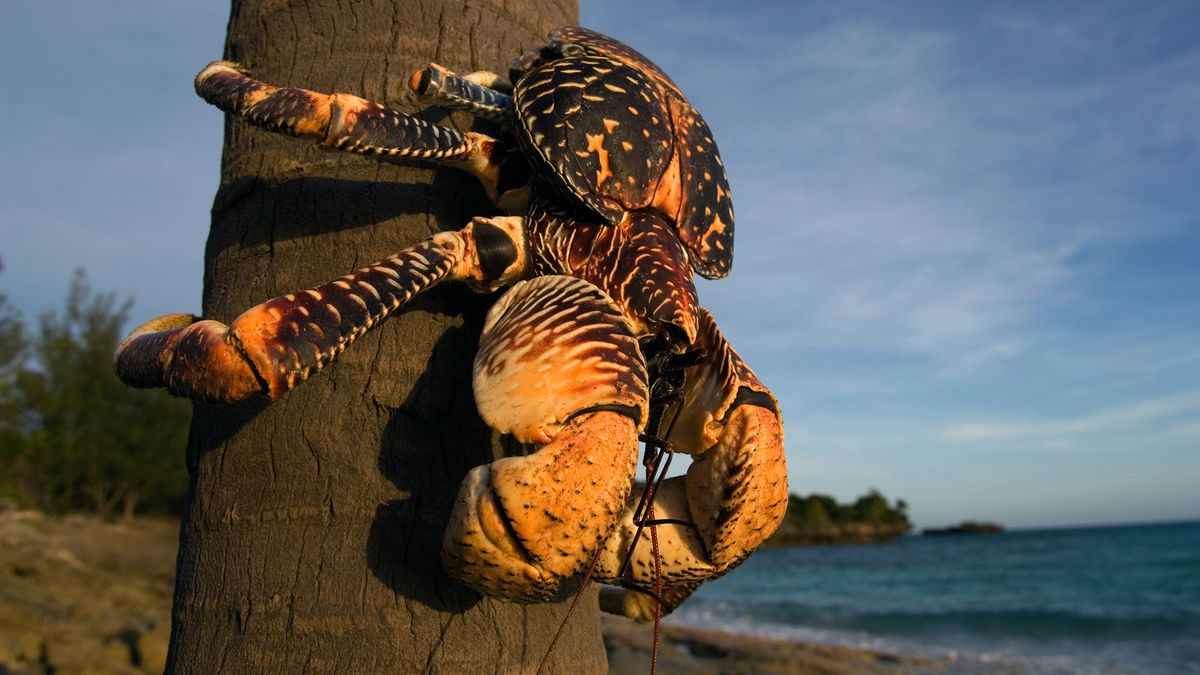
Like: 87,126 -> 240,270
5,508 -> 1195,673
603,614 -> 953,674
0,509 -> 947,674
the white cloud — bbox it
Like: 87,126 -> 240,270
587,2 -> 1200,528
940,389 -> 1200,443
678,12 -> 1200,377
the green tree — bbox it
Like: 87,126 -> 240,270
802,497 -> 830,523
780,490 -> 911,528
16,270 -> 190,516
852,489 -> 890,523
0,260 -> 29,502
787,494 -> 832,524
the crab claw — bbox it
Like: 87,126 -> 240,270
114,313 -> 264,403
442,275 -> 649,601
595,309 -> 788,618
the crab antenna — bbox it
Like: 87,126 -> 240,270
536,545 -> 606,675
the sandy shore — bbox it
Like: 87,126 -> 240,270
0,510 -> 961,674
602,614 -> 959,675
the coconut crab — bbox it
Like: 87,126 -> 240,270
114,26 -> 787,622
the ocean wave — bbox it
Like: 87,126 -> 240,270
668,523 -> 1200,672
679,598 -> 1199,642
670,602 -> 1200,674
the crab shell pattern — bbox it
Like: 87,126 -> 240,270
114,26 -> 787,620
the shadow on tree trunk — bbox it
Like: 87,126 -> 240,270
167,1 -> 603,672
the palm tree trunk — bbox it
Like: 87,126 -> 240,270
166,1 -> 603,671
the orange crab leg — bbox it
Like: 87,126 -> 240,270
194,62 -> 524,210
114,217 -> 527,403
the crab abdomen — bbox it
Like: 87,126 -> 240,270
527,198 -> 699,343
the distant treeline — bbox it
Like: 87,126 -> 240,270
766,490 -> 913,546
0,263 -> 191,518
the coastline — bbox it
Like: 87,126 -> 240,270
765,521 -> 912,547
603,614 -> 954,674
0,509 -> 956,674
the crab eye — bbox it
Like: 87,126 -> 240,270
509,50 -> 542,82
543,40 -> 584,61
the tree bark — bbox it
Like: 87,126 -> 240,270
168,1 -> 599,672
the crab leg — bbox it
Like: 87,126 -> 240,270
114,217 -> 527,403
409,64 -> 514,123
194,62 -> 518,207
442,275 -> 650,602
594,309 -> 789,620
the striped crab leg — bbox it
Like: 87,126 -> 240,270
194,62 -> 522,209
594,309 -> 789,620
114,217 -> 527,403
409,63 -> 514,124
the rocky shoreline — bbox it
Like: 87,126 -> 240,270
0,510 -> 175,674
766,521 -> 913,547
921,521 -> 1005,536
1,511 -> 951,674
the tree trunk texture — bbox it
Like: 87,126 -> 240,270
168,1 -> 599,673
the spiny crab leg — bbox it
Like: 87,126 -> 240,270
409,63 -> 514,124
595,310 -> 789,621
194,62 -> 521,209
114,217 -> 527,403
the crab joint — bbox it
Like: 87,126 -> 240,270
452,216 -> 528,292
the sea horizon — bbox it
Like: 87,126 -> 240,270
668,520 -> 1200,674
914,515 -> 1200,534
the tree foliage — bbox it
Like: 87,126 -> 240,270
0,265 -> 191,517
770,489 -> 912,546
0,261 -> 28,476
783,489 -> 909,527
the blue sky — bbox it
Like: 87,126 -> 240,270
2,1 -> 1197,528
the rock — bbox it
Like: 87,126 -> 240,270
0,626 -> 43,668
136,621 -> 171,674
922,521 -> 1005,536
767,521 -> 913,547
0,511 -> 176,675
41,633 -> 139,675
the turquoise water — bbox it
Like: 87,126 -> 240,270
669,521 -> 1200,673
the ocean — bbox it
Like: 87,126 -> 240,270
668,521 -> 1200,674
